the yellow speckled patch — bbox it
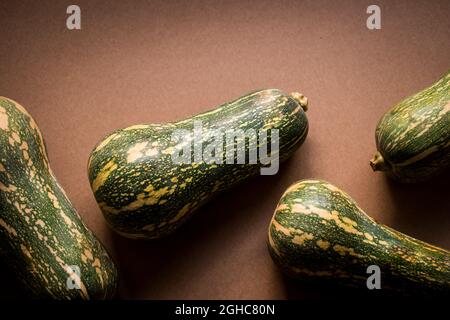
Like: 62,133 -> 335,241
364,233 -> 374,241
0,181 -> 17,193
316,239 -> 330,250
0,105 -> 9,131
292,232 -> 314,245
292,203 -> 363,236
101,185 -> 170,214
271,219 -> 292,236
333,244 -> 365,259
276,204 -> 289,211
91,160 -> 118,193
169,203 -> 191,224
0,218 -> 18,236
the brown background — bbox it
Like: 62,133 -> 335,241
0,0 -> 449,299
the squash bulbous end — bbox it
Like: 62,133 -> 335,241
290,92 -> 308,112
370,151 -> 388,171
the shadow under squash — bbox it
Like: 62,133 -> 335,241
0,265 -> 25,299
279,273 -> 388,299
384,169 -> 450,250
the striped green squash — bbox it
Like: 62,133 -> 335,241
0,97 -> 117,299
268,180 -> 450,294
88,89 -> 309,239
370,70 -> 450,182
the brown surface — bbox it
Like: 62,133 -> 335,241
0,0 -> 449,299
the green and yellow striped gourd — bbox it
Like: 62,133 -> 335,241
0,97 -> 117,299
371,70 -> 450,182
268,180 -> 450,294
88,89 -> 309,239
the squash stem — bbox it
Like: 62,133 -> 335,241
370,151 -> 388,171
290,92 -> 308,112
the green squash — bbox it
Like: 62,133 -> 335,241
88,89 -> 309,239
0,97 -> 117,299
370,70 -> 450,182
268,180 -> 450,294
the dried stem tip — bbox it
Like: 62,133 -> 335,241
290,92 -> 308,112
370,151 -> 387,171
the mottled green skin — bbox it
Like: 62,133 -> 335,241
0,97 -> 117,299
268,180 -> 450,294
88,89 -> 308,239
374,70 -> 450,182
